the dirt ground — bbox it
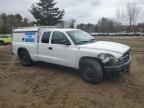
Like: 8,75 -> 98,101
0,36 -> 144,108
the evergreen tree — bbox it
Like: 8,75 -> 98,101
30,0 -> 65,26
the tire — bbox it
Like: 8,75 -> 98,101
79,58 -> 103,84
19,50 -> 33,66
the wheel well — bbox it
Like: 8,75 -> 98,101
79,56 -> 104,68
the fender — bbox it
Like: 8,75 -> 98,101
78,56 -> 103,69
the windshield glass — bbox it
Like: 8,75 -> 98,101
66,30 -> 96,45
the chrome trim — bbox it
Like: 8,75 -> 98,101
120,54 -> 129,59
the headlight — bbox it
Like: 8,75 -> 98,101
98,53 -> 118,64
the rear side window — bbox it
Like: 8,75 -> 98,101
41,32 -> 51,43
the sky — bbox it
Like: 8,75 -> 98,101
0,0 -> 144,24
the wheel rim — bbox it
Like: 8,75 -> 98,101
83,64 -> 94,79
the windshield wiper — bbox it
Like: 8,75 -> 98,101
77,41 -> 89,44
88,39 -> 96,42
87,39 -> 96,43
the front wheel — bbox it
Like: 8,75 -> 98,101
79,58 -> 103,84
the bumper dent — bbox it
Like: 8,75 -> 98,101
104,56 -> 132,75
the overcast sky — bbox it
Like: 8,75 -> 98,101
0,0 -> 144,24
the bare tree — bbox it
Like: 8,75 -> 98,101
69,19 -> 76,28
116,7 -> 124,32
126,2 -> 140,32
63,19 -> 76,28
115,7 -> 125,32
97,17 -> 117,32
116,7 -> 125,25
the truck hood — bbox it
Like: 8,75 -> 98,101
78,41 -> 130,54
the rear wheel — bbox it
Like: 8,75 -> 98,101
19,50 -> 33,66
79,58 -> 103,84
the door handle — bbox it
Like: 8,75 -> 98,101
48,47 -> 53,50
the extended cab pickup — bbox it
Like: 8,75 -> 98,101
12,27 -> 131,83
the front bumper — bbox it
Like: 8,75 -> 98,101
104,56 -> 132,76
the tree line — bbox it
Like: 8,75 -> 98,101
77,2 -> 143,33
0,0 -> 143,34
0,13 -> 32,34
77,18 -> 144,33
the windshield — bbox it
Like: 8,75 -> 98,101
66,30 -> 96,45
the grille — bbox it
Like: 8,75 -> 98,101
119,50 -> 130,64
123,50 -> 130,57
104,50 -> 131,66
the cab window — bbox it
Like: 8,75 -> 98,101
41,32 -> 51,43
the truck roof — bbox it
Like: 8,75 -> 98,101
13,26 -> 78,33
13,27 -> 38,32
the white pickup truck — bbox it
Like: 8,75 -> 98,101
12,26 -> 131,84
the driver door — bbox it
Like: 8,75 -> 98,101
48,31 -> 77,68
